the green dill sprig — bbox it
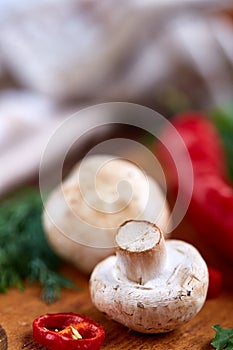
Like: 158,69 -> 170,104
0,188 -> 75,303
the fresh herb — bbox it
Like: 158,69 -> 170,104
211,324 -> 233,350
211,105 -> 233,183
0,188 -> 75,303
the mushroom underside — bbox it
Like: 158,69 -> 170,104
90,241 -> 208,333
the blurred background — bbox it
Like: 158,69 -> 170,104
0,0 -> 233,194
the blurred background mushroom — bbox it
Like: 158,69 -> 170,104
0,0 -> 233,194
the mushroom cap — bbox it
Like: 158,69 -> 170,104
90,240 -> 208,333
43,155 -> 170,274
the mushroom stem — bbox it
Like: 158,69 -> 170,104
115,220 -> 167,284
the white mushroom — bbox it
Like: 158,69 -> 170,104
43,155 -> 170,274
90,220 -> 208,333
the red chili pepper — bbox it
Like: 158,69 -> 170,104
157,111 -> 233,263
33,312 -> 105,350
207,266 -> 222,299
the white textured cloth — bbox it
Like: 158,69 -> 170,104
0,0 -> 232,101
0,1 -> 232,195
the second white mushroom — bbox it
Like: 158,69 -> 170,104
43,155 -> 170,274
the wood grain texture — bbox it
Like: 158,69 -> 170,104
1,263 -> 233,350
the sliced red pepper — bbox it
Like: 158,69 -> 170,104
207,266 -> 222,299
157,111 -> 233,263
33,312 -> 105,350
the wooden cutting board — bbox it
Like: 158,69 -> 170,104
1,262 -> 233,350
